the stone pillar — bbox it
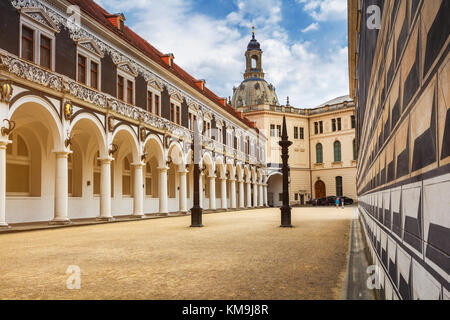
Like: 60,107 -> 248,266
221,177 -> 227,210
159,167 -> 168,214
50,151 -> 71,225
209,175 -> 216,210
264,184 -> 268,206
246,181 -> 252,208
259,183 -> 264,207
179,170 -> 187,213
199,172 -> 204,208
253,182 -> 258,207
133,163 -> 144,217
230,179 -> 237,209
239,180 -> 245,209
98,158 -> 113,221
0,140 -> 10,228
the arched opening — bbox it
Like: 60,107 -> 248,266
267,173 -> 282,207
316,143 -> 323,164
251,55 -> 258,69
315,180 -> 326,199
6,97 -> 64,223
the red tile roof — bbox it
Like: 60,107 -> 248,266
67,0 -> 258,132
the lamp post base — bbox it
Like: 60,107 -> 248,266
190,206 -> 203,228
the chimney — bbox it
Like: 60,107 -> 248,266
105,13 -> 126,31
194,79 -> 205,91
162,53 -> 174,67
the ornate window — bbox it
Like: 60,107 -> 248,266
19,8 -> 57,70
334,141 -> 342,162
147,83 -> 162,116
116,63 -> 136,104
76,39 -> 103,90
170,98 -> 182,125
316,143 -> 323,164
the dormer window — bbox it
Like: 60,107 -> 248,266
106,13 -> 126,31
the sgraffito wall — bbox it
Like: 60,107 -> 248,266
355,0 -> 449,299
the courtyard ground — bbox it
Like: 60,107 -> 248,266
0,207 -> 354,300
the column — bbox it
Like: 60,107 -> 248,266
209,175 -> 216,210
199,173 -> 204,208
50,151 -> 71,225
159,167 -> 168,214
259,183 -> 264,207
179,170 -> 187,212
264,184 -> 268,206
221,177 -> 227,210
246,181 -> 252,208
253,182 -> 258,208
0,141 -> 9,228
133,163 -> 144,217
239,180 -> 245,208
98,158 -> 113,221
230,179 -> 237,209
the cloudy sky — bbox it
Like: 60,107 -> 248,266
96,0 -> 349,108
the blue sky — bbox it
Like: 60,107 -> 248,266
96,0 -> 349,108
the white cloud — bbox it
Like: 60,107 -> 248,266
298,0 -> 347,21
302,22 -> 319,33
95,0 -> 348,108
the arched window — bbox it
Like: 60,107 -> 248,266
336,176 -> 343,197
353,139 -> 357,161
316,143 -> 323,164
6,133 -> 31,195
334,141 -> 341,162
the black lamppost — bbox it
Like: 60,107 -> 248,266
190,119 -> 203,227
279,115 -> 293,227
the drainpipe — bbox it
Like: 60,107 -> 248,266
308,116 -> 313,199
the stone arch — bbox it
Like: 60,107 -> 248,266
143,134 -> 165,167
70,113 -> 108,158
167,141 -> 185,169
9,95 -> 64,151
112,125 -> 140,164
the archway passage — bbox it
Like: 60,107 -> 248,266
267,173 -> 282,207
315,180 -> 326,199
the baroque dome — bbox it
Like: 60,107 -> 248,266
231,78 -> 279,108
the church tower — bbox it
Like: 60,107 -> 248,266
244,27 -> 264,80
231,28 -> 279,109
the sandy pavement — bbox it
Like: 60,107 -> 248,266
0,207 -> 353,300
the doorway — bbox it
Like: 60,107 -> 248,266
315,180 -> 326,198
